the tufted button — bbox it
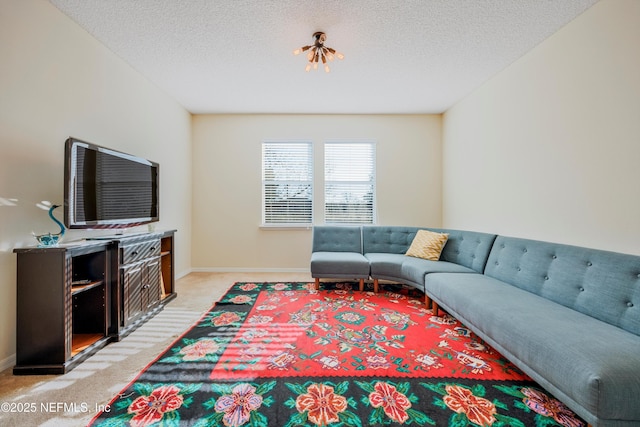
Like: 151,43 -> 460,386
495,261 -> 499,266
552,255 -> 557,259
627,302 -> 634,308
544,276 -> 549,280
587,262 -> 593,267
579,287 -> 585,292
471,254 -> 476,259
523,248 -> 527,253
637,273 -> 640,278
517,267 -> 521,271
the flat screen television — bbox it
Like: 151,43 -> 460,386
64,137 -> 159,229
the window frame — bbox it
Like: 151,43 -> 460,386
323,140 -> 377,225
261,140 -> 314,228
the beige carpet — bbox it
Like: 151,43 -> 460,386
0,272 -> 311,427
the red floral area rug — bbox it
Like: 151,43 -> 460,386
88,282 -> 585,427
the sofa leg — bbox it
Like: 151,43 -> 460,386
314,278 -> 320,290
359,278 -> 364,292
373,278 -> 379,293
432,301 -> 439,316
425,294 -> 432,309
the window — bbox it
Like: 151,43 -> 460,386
262,142 -> 313,226
324,142 -> 376,224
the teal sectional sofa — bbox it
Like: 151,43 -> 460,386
310,225 -> 640,427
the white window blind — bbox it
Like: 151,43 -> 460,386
324,142 -> 376,224
262,142 -> 313,225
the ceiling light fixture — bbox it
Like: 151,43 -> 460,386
293,31 -> 344,73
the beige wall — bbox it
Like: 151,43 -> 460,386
0,0 -> 192,368
3,0 -> 637,373
442,0 -> 640,255
192,114 -> 442,270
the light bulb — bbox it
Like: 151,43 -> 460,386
295,33 -> 343,72
296,45 -> 312,56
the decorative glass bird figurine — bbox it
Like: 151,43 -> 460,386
33,204 -> 66,247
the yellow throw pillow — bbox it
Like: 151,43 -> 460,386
405,229 -> 449,261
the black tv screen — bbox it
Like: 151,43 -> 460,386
64,137 -> 159,229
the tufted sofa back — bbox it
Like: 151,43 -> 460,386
312,226 -> 363,253
361,226 -> 497,273
485,236 -> 640,336
362,226 -> 419,254
437,228 -> 498,273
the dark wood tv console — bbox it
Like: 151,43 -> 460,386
13,230 -> 176,375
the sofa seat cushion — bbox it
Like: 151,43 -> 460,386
401,256 -> 475,284
310,252 -> 370,278
365,253 -> 406,279
365,253 -> 476,287
424,272 -> 640,425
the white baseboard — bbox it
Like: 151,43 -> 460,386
176,269 -> 192,279
0,353 -> 15,373
190,267 -> 310,274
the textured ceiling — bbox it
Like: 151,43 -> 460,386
50,0 -> 599,114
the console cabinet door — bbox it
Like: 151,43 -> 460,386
121,264 -> 143,327
141,257 -> 161,311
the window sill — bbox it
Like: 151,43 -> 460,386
260,224 -> 313,230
